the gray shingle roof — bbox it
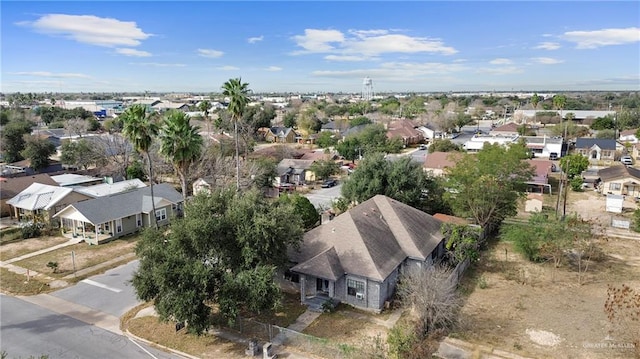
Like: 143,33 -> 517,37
598,166 -> 640,182
290,195 -> 443,282
54,183 -> 182,224
575,138 -> 616,150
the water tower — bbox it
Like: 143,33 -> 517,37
362,77 -> 374,101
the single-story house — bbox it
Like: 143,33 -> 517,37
53,184 -> 183,244
521,135 -> 563,159
619,129 -> 638,144
6,183 -> 92,223
288,195 -> 446,312
574,138 -> 619,163
416,125 -> 438,141
263,127 -> 297,143
151,102 -> 190,112
597,165 -> 640,197
526,159 -> 555,193
0,174 -> 58,217
423,151 -> 463,176
275,159 -> 316,186
386,119 -> 423,146
489,122 -> 520,137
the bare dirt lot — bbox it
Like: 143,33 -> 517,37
456,190 -> 640,359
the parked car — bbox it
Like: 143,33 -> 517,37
321,179 -> 337,188
549,152 -> 559,161
621,155 -> 633,166
419,144 -> 427,150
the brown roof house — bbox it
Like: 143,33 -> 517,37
597,165 -> 640,198
423,151 -> 463,176
386,119 -> 423,146
288,195 -> 446,312
0,174 -> 58,217
489,122 -> 520,137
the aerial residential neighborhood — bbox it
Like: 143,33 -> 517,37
1,1 -> 639,359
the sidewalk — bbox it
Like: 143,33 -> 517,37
2,237 -> 82,265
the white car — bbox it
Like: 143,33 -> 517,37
621,156 -> 633,166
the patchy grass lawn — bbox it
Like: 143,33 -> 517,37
12,235 -> 138,278
303,306 -> 390,347
248,291 -> 307,328
0,236 -> 69,261
128,316 -> 247,359
453,237 -> 640,359
0,267 -> 53,295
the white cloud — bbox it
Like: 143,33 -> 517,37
534,42 -> 561,50
532,57 -> 564,65
562,27 -> 640,49
324,55 -> 370,62
9,71 -> 91,79
216,66 -> 239,71
292,29 -> 345,53
197,48 -> 224,58
292,28 -> 457,59
266,66 -> 282,72
116,48 -> 152,57
17,14 -> 150,47
130,63 -> 186,67
489,58 -> 512,65
248,35 -> 264,44
476,66 -> 523,75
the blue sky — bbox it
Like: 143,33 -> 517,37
2,1 -> 639,93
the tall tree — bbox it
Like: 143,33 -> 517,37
553,94 -> 567,138
1,120 -> 32,162
445,143 -> 534,233
310,159 -> 340,181
121,104 -> 159,229
531,93 -> 540,124
132,188 -> 304,334
198,100 -> 212,135
159,110 -> 203,198
222,78 -> 250,190
20,136 -> 56,172
60,138 -> 101,170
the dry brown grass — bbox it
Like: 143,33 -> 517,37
12,235 -> 138,278
0,267 -> 53,295
303,308 -> 389,347
0,236 -> 69,261
128,316 -> 247,359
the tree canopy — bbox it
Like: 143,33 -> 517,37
559,154 -> 589,179
132,188 -> 304,335
340,152 -> 448,213
1,119 -> 33,163
21,136 -> 56,171
428,139 -> 461,153
445,143 -> 534,232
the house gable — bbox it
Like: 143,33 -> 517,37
290,195 -> 443,282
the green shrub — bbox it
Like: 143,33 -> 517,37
387,324 -> 417,359
20,223 -> 43,239
570,177 -> 584,191
633,209 -> 640,233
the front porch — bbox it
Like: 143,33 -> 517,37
61,229 -> 114,245
303,294 -> 340,313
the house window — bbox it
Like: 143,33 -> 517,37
602,150 -> 612,158
609,183 -> 621,191
284,270 -> 300,283
104,223 -> 110,231
347,279 -> 365,297
116,218 -> 122,233
136,213 -> 142,227
155,208 -> 167,221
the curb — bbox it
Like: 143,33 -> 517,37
124,329 -> 200,359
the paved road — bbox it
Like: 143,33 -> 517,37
305,183 -> 342,210
0,294 -> 178,359
52,260 -> 140,317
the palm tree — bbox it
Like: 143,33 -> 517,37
198,100 -> 212,136
530,93 -> 539,124
121,104 -> 159,229
159,110 -> 203,199
553,94 -> 567,138
221,78 -> 250,190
